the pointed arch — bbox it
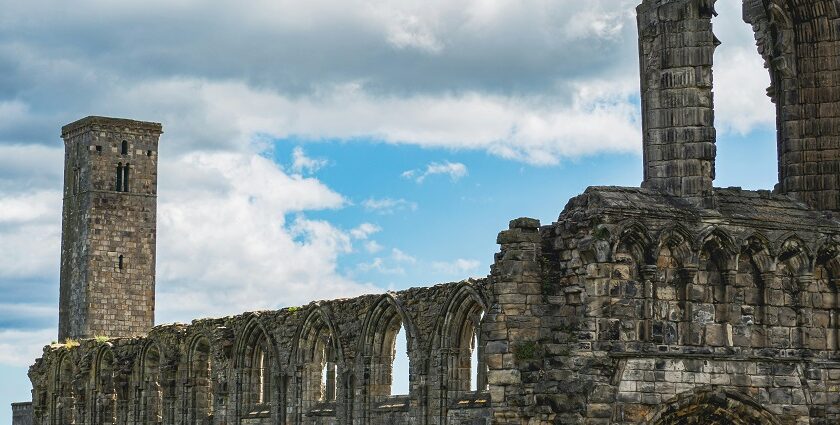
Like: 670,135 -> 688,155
138,342 -> 164,425
92,346 -> 117,425
185,334 -> 213,425
235,314 -> 279,421
816,241 -> 840,351
52,352 -> 76,425
291,304 -> 345,420
614,220 -> 654,267
646,387 -> 781,425
656,224 -> 698,267
428,282 -> 489,423
358,293 -> 417,419
653,225 -> 698,345
696,227 -> 739,346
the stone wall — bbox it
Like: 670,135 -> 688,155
497,187 -> 840,424
12,402 -> 33,425
29,280 -> 494,425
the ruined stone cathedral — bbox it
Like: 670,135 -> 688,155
17,0 -> 840,424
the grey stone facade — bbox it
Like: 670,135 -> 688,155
12,402 -> 33,425
58,116 -> 162,340
22,0 -> 840,424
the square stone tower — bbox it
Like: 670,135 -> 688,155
58,116 -> 162,340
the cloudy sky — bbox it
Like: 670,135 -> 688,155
0,0 -> 777,416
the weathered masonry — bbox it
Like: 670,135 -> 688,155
21,0 -> 840,424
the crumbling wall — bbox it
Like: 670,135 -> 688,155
29,280 -> 493,425
504,187 -> 840,425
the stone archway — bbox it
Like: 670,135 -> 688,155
647,387 -> 781,425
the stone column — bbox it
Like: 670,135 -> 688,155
637,0 -> 718,202
640,265 -> 659,342
486,218 -> 543,425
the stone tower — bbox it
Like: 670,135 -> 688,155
637,0 -> 719,202
58,116 -> 162,340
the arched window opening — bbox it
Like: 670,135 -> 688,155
736,240 -> 772,348
256,347 -> 268,404
470,312 -> 487,392
391,325 -> 409,396
115,164 -> 122,192
122,164 -> 129,193
240,325 -> 273,417
121,141 -> 128,156
141,345 -> 164,425
54,356 -> 75,425
294,308 -> 342,421
188,337 -> 212,425
320,341 -> 337,402
361,295 -> 412,411
655,240 -> 690,345
94,350 -> 117,425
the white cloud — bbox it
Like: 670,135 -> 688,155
357,257 -> 405,275
291,146 -> 328,174
432,258 -> 481,275
350,223 -> 381,239
402,161 -> 468,183
364,240 -> 383,253
391,248 -> 416,264
362,197 -> 418,214
0,191 -> 61,280
154,151 -> 379,322
0,329 -> 55,367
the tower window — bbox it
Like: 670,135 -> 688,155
116,163 -> 130,192
116,163 -> 123,192
118,255 -> 124,270
123,163 -> 130,192
95,145 -> 102,153
147,150 -> 152,157
121,140 -> 128,155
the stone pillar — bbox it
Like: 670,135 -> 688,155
744,0 -> 840,211
637,0 -> 718,202
486,218 -> 543,424
641,265 -> 659,342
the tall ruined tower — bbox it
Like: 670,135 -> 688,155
58,116 -> 162,340
638,0 -> 719,202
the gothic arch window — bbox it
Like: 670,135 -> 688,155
359,294 -> 414,416
817,245 -> 840,352
293,307 -> 343,420
432,283 -> 488,421
53,354 -> 75,425
188,336 -> 213,425
115,163 -> 123,192
237,320 -> 275,420
776,238 -> 811,349
654,230 -> 694,345
698,233 -> 737,347
614,223 -> 653,342
736,236 -> 775,348
122,163 -> 129,192
140,344 -> 164,425
93,349 -> 117,425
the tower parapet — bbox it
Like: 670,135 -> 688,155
58,116 -> 162,340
